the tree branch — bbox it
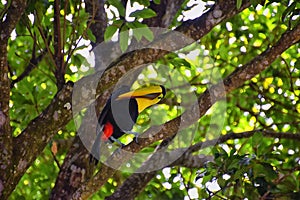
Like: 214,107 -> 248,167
10,48 -> 47,88
54,0 -> 65,90
143,0 -> 185,28
186,130 -> 300,155
9,81 -> 74,198
84,0 -> 107,47
0,0 -> 27,198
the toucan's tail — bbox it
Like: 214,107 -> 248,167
89,125 -> 103,164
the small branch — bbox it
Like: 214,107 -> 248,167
65,1 -> 84,65
84,0 -> 107,47
62,0 -> 69,57
37,25 -> 56,70
51,143 -> 61,169
54,0 -> 65,89
187,130 -> 300,154
10,48 -> 47,88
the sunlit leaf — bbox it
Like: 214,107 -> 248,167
104,25 -> 119,41
129,8 -> 157,19
119,25 -> 129,52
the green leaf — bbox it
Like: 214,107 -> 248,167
108,0 -> 126,17
132,27 -> 146,41
245,182 -> 260,199
127,22 -> 154,42
170,58 -> 192,69
104,25 -> 119,41
261,163 -> 278,181
236,0 -> 242,9
86,29 -> 96,43
252,132 -> 263,149
132,28 -> 143,42
34,2 -> 44,24
295,59 -> 300,69
153,0 -> 160,4
119,26 -> 129,52
253,163 -> 277,181
73,54 -> 85,67
129,8 -> 157,19
16,17 -> 29,36
126,21 -> 146,28
112,19 -> 125,27
227,157 -> 240,170
140,26 -> 154,42
133,0 -> 150,7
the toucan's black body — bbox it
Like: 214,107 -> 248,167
90,85 -> 166,164
99,94 -> 139,142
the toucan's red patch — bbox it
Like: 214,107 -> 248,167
101,122 -> 113,140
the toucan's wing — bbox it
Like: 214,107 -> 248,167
111,98 -> 138,132
97,97 -> 111,126
90,98 -> 111,164
96,86 -> 131,130
90,86 -> 130,164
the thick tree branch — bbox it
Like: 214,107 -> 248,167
9,81 -> 73,198
84,0 -> 107,47
143,0 -> 185,28
0,0 -> 27,198
0,0 -> 27,38
50,99 -> 110,199
72,22 -> 300,199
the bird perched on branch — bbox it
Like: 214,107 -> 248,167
90,85 -> 166,164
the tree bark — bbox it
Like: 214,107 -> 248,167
0,0 -> 27,198
143,0 -> 185,28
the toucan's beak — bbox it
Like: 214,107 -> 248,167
116,86 -> 165,100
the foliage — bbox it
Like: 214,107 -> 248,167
1,0 -> 299,199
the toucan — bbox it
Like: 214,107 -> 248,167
90,85 -> 166,164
